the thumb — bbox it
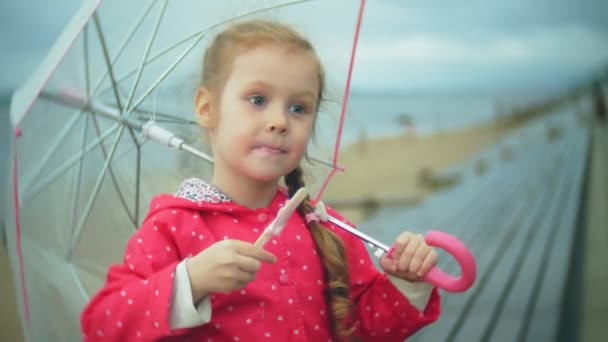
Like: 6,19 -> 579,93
379,256 -> 397,273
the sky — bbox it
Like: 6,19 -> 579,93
0,0 -> 607,96
355,0 -> 608,93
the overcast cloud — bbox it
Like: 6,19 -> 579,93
1,0 -> 607,95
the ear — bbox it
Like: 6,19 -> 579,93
194,87 -> 214,128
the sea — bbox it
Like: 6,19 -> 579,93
315,89 -> 558,147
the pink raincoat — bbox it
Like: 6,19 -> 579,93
81,179 -> 440,341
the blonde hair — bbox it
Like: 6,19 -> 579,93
201,20 -> 324,108
201,20 -> 358,340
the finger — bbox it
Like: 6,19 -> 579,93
418,250 -> 438,276
233,268 -> 257,284
224,269 -> 257,291
231,240 -> 277,264
408,247 -> 430,274
406,270 -> 419,281
219,266 -> 254,286
379,256 -> 397,273
390,232 -> 413,261
235,254 -> 262,273
398,236 -> 422,272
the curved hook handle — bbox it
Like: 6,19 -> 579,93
388,230 -> 476,293
422,231 -> 476,292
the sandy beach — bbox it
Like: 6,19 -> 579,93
320,114 -> 537,224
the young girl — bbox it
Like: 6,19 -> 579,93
81,20 -> 440,341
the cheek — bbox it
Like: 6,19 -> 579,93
216,121 -> 251,151
303,120 -> 315,140
293,124 -> 314,151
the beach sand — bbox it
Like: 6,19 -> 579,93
320,118 -> 529,224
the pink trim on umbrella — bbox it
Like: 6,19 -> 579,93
9,4 -> 101,335
312,0 -> 366,204
12,128 -> 31,332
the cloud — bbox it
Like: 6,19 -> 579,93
358,26 -> 608,66
341,0 -> 608,92
1,0 -> 607,96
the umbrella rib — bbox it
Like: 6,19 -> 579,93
69,24 -> 92,234
135,146 -> 141,226
21,112 -> 83,192
93,14 -> 124,114
91,101 -> 198,126
93,13 -> 140,147
101,0 -> 317,102
90,115 -> 137,226
127,32 -> 207,116
69,113 -> 90,236
69,262 -> 92,302
22,123 -> 121,205
68,124 -> 127,260
124,0 -> 168,114
89,0 -> 157,98
84,24 -> 91,98
308,156 -> 341,170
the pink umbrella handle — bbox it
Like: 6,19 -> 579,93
387,230 -> 476,293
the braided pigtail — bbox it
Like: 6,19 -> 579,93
285,167 -> 359,341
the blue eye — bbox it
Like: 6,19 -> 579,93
249,95 -> 266,106
290,104 -> 306,114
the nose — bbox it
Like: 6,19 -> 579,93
266,105 -> 288,134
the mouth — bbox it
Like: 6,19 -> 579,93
252,144 -> 288,154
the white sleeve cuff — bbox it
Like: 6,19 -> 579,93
169,259 -> 212,330
387,275 -> 434,311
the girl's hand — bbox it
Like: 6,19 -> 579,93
186,240 -> 277,303
379,232 -> 437,282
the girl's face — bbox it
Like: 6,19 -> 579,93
198,44 -> 320,184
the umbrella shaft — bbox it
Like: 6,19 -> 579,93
41,91 -> 143,129
40,91 -> 214,163
327,216 -> 390,252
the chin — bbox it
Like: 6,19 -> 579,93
246,169 -> 287,183
242,159 -> 298,182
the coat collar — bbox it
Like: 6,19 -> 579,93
174,178 -> 231,204
144,178 -> 290,219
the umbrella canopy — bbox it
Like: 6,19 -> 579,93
6,0 -> 364,340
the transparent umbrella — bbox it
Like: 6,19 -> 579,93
6,0 -> 365,340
